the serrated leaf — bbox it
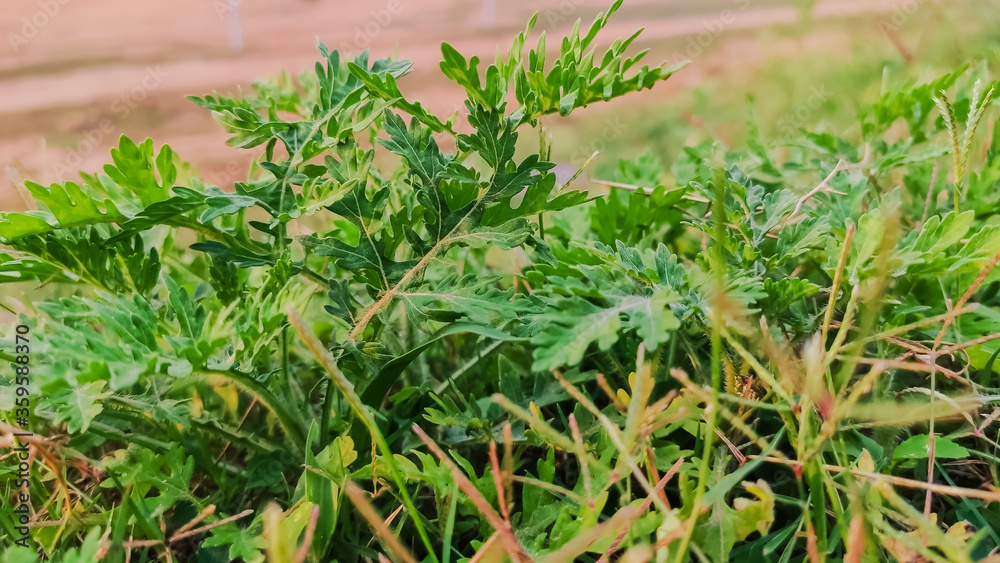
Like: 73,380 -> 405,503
531,290 -> 679,371
45,381 -> 110,433
103,137 -> 174,205
191,241 -> 274,268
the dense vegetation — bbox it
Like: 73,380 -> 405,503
3,2 -> 1000,561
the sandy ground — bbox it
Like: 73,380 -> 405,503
0,0 -> 945,211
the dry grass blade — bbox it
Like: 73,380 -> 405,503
936,251 -> 1000,347
671,368 -> 794,466
844,396 -> 981,428
122,539 -> 161,550
289,308 -> 437,560
568,414 -> 594,499
806,521 -> 821,563
468,533 -> 503,563
491,395 -> 598,465
125,510 -> 255,559
715,428 -> 746,465
840,305 -> 979,346
977,409 -> 1000,436
596,458 -> 684,563
549,371 -> 671,514
751,455 -> 1000,502
591,178 -> 710,203
538,506 -> 643,563
789,159 -> 846,221
344,482 -> 418,563
845,509 -> 865,563
509,475 -> 587,505
488,441 -> 512,524
502,423 -> 514,510
845,356 -> 966,380
939,332 -> 1000,355
925,249 -> 1000,513
169,504 -> 215,539
822,222 -> 855,344
900,387 -> 977,427
169,509 -> 254,543
596,373 -> 628,412
293,506 -> 321,563
412,425 -> 533,563
556,151 -> 598,192
0,423 -> 73,524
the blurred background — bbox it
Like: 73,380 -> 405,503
2,0 -> 998,212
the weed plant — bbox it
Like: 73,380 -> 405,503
2,2 -> 1000,561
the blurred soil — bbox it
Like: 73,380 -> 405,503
0,0 -> 931,210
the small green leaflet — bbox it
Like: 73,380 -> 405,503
894,434 -> 971,460
45,381 -> 111,433
531,289 -> 680,371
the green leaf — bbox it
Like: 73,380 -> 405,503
54,527 -> 105,563
0,182 -> 124,243
694,480 -> 776,563
203,517 -> 265,563
380,111 -> 451,187
0,546 -> 38,563
103,137 -> 174,205
531,289 -> 679,371
100,446 -> 197,517
0,252 -> 70,284
398,274 -> 532,325
360,322 -> 521,408
894,435 -> 970,460
0,212 -> 58,242
164,274 -> 206,341
349,61 -> 451,132
45,381 -> 110,433
481,172 -> 589,226
199,189 -> 259,223
439,43 -> 493,108
303,422 -> 354,557
191,240 -> 274,268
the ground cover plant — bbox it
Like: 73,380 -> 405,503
3,1 -> 1000,561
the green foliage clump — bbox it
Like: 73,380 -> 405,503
3,2 -> 1000,562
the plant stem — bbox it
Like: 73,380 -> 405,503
673,166 -> 727,563
346,201 -> 485,341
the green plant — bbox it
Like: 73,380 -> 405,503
934,79 -> 996,211
3,2 -> 1000,562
